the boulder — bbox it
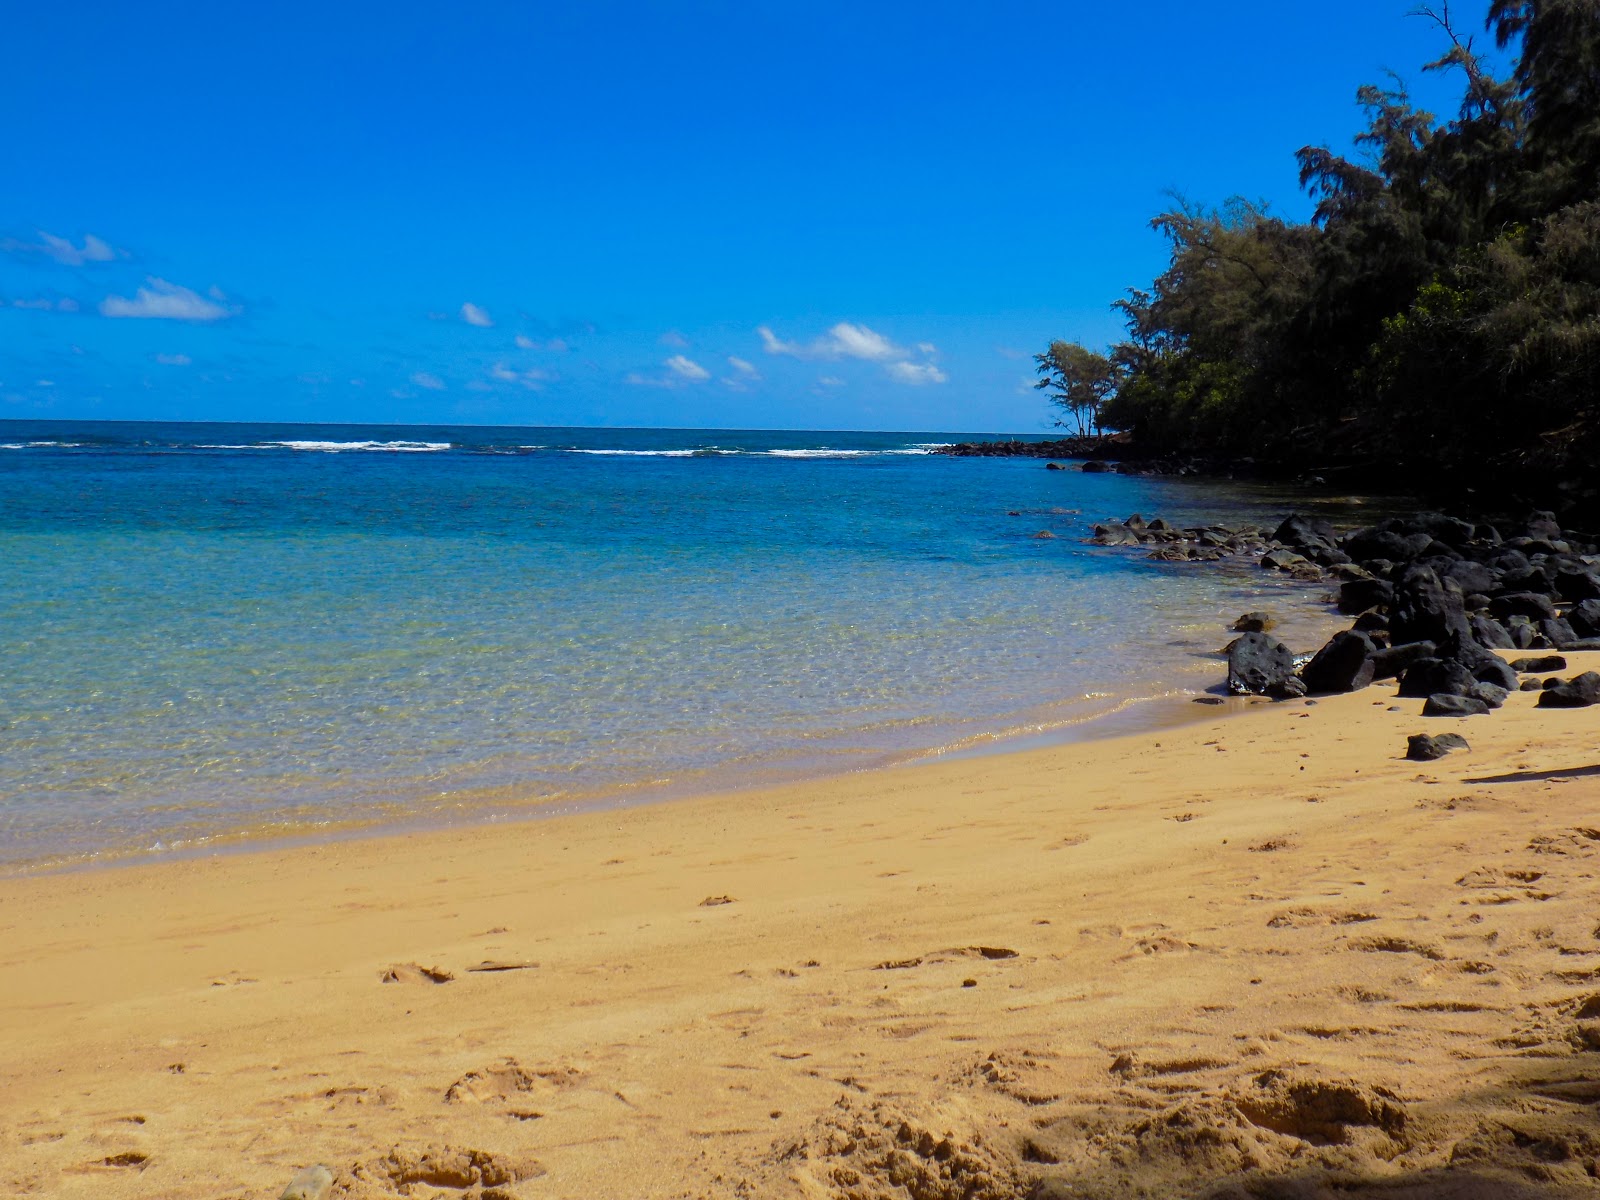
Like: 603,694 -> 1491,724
1273,513 -> 1339,552
1301,630 -> 1377,694
1468,614 -> 1515,649
1390,566 -> 1471,647
1511,655 -> 1568,673
1406,732 -> 1470,761
1266,676 -> 1309,700
1508,616 -> 1540,649
1448,638 -> 1519,690
1233,611 -> 1277,633
1044,461 -> 1067,470
1261,549 -> 1309,571
1091,522 -> 1141,546
1469,682 -> 1510,708
1554,564 -> 1600,601
1227,632 -> 1297,696
1398,657 -> 1476,699
1572,599 -> 1600,637
1526,510 -> 1564,540
1423,693 -> 1491,717
1081,460 -> 1112,473
1442,560 -> 1499,596
1542,617 -> 1579,648
1489,592 -> 1559,622
1352,610 -> 1390,634
1520,678 -> 1544,691
1339,578 -> 1395,615
1345,528 -> 1421,564
1537,672 -> 1600,708
1370,640 -> 1437,681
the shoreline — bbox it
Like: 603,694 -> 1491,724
4,652 -> 1598,1199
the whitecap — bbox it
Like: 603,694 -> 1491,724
263,440 -> 452,452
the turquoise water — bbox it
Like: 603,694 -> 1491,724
0,421 -> 1341,869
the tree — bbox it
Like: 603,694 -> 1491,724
1033,341 -> 1117,435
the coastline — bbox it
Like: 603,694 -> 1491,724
0,579 -> 1346,881
5,651 -> 1599,1199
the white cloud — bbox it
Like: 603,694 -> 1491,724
757,321 -> 903,361
2,231 -> 118,265
886,361 -> 948,386
58,297 -> 80,313
515,334 -> 569,352
916,342 -> 937,355
666,354 -> 709,381
460,302 -> 493,327
727,356 -> 759,377
659,330 -> 690,348
411,371 -> 446,390
817,375 -> 845,387
101,277 -> 232,321
624,372 -> 675,388
489,362 -> 548,390
153,353 -> 191,366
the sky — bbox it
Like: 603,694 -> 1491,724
3,1 -> 1509,432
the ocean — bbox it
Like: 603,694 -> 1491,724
0,421 -> 1349,870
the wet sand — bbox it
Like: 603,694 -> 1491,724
3,653 -> 1599,1199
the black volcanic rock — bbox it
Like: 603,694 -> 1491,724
1227,633 -> 1297,696
1406,732 -> 1470,761
1423,693 -> 1491,717
1301,630 -> 1378,694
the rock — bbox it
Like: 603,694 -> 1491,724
1555,564 -> 1600,601
1301,630 -> 1377,694
1352,610 -> 1390,634
1345,527 -> 1420,563
1273,513 -> 1339,550
1526,509 -> 1564,540
1508,616 -> 1540,649
1450,638 -> 1519,690
1423,693 -> 1491,717
1261,549 -> 1308,571
1489,592 -> 1559,622
1571,599 -> 1600,637
1081,460 -> 1112,473
1398,658 -> 1476,698
281,1165 -> 335,1200
1561,638 -> 1600,651
1542,617 -> 1579,648
1339,578 -> 1395,615
1511,654 -> 1568,673
1233,611 -> 1277,633
1044,461 -> 1066,470
1406,732 -> 1470,761
1391,566 -> 1471,647
1091,522 -> 1140,546
1537,672 -> 1600,708
1469,682 -> 1510,708
1032,530 -> 1056,539
1370,640 -> 1437,681
1227,632 -> 1297,696
1520,678 -> 1544,691
1029,1180 -> 1078,1200
1469,613 -> 1515,649
1266,676 -> 1309,700
1442,560 -> 1499,595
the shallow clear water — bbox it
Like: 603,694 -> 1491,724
0,421 -> 1349,869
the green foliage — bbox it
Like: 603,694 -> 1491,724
1033,340 -> 1117,434
1044,2 -> 1600,492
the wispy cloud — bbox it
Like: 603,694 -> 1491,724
817,375 -> 845,388
153,353 -> 192,366
460,302 -> 493,327
9,296 -> 77,312
101,277 -> 233,321
759,321 -> 946,385
2,231 -> 119,265
515,334 -> 569,352
727,356 -> 759,377
758,321 -> 903,362
886,361 -> 948,386
665,354 -> 709,381
659,330 -> 690,348
489,362 -> 549,390
410,371 -> 446,390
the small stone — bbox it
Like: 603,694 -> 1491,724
1423,693 -> 1491,717
1406,733 -> 1469,761
1232,611 -> 1277,633
1033,530 -> 1057,539
962,978 -> 977,988
281,1165 -> 334,1200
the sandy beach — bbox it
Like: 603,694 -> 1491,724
3,654 -> 1599,1199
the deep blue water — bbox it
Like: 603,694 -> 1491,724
0,421 -> 1343,868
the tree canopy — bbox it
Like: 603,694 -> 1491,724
1043,1 -> 1600,507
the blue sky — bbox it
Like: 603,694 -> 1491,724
4,1 -> 1505,431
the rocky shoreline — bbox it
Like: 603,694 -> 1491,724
1084,508 -> 1600,745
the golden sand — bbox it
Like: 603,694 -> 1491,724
3,655 -> 1600,1198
